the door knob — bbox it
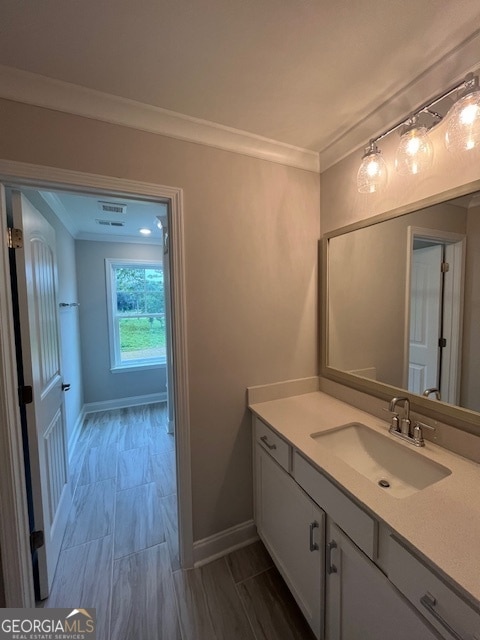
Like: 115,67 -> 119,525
61,383 -> 71,392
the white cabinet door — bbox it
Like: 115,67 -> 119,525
256,444 -> 325,639
326,522 -> 440,640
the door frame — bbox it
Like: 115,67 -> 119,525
0,159 -> 193,606
404,226 -> 466,403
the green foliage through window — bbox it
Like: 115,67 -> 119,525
111,264 -> 166,364
115,267 -> 165,315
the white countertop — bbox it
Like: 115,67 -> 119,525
249,391 -> 480,608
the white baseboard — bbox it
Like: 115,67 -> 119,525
193,520 -> 258,567
68,407 -> 86,463
84,392 -> 167,415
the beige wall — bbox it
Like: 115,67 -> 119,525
0,98 -> 320,542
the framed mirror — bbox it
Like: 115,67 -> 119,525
321,184 -> 480,429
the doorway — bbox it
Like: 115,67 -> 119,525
0,160 -> 192,608
406,226 -> 465,405
8,185 -> 179,600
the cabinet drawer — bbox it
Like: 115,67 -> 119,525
388,536 -> 480,640
255,418 -> 290,471
293,451 -> 377,560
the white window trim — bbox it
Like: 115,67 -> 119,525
105,258 -> 166,371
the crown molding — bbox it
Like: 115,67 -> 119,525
0,65 -> 319,173
320,29 -> 480,171
38,191 -> 80,237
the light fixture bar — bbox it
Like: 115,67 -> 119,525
369,74 -> 475,146
358,72 -> 480,193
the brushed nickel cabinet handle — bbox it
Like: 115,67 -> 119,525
420,593 -> 464,640
327,540 -> 337,574
260,435 -> 276,450
309,521 -> 319,551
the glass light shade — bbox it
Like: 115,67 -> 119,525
445,87 -> 480,152
395,125 -> 433,175
357,145 -> 388,193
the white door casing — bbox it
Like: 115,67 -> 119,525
161,213 -> 175,434
439,242 -> 465,406
0,159 -> 192,606
12,191 -> 73,598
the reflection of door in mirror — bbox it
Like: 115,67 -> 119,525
324,190 -> 480,417
408,243 -> 442,395
406,229 -> 465,406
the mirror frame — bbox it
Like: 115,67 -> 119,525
321,178 -> 480,432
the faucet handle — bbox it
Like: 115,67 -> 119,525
413,421 -> 436,446
382,407 -> 400,432
416,421 -> 436,432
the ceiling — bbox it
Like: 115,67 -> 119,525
1,1 -> 480,168
23,188 -> 167,243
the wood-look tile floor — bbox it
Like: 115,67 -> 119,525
41,403 -> 315,640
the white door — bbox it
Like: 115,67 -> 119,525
408,245 -> 443,395
12,191 -> 72,599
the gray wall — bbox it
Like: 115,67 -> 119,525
76,240 -> 166,404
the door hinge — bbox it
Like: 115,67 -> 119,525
7,227 -> 23,249
438,337 -> 447,348
441,261 -> 450,273
30,530 -> 44,553
18,385 -> 33,405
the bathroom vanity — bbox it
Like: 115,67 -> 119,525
250,391 -> 480,640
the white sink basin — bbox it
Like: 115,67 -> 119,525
310,422 -> 451,498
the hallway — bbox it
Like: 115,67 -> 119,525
42,403 -> 313,640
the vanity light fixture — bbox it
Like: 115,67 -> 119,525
357,73 -> 480,193
357,141 -> 388,193
445,74 -> 480,152
139,228 -> 152,235
395,116 -> 433,176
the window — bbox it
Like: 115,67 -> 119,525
106,259 -> 165,371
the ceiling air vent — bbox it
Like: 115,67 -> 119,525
98,201 -> 127,215
95,219 -> 126,227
